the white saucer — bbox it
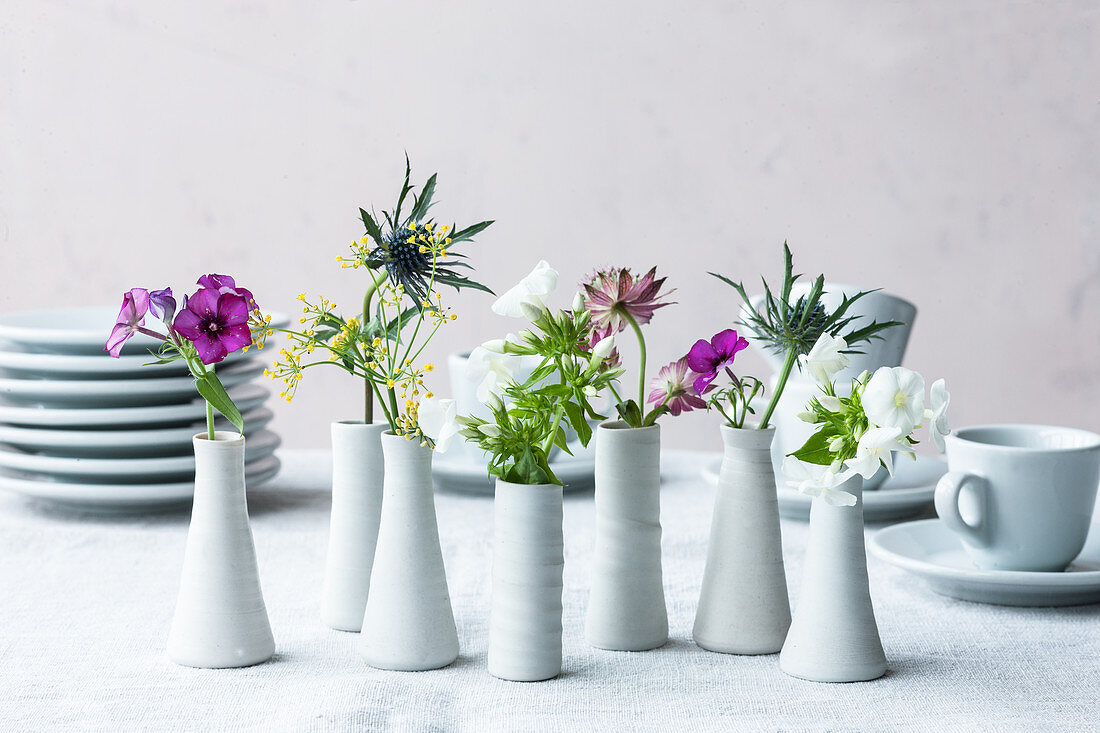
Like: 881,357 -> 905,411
0,454 -> 281,512
0,307 -> 289,355
0,361 -> 265,407
870,519 -> 1100,607
0,384 -> 269,428
0,430 -> 280,481
702,454 -> 947,522
0,407 -> 274,457
433,452 -> 596,495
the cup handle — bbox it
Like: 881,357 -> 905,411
934,471 -> 990,547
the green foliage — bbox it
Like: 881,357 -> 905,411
459,308 -> 624,486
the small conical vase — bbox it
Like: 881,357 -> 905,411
321,421 -> 386,632
780,474 -> 887,682
167,432 -> 275,668
359,432 -> 458,671
693,424 -> 791,654
585,421 -> 668,651
488,480 -> 564,682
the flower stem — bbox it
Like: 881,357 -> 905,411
361,268 -> 387,424
759,347 -> 797,430
206,400 -> 215,440
623,311 -> 647,409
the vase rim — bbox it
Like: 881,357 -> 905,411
494,478 -> 562,491
192,430 -> 245,444
333,419 -> 390,427
598,420 -> 659,432
720,422 -> 775,434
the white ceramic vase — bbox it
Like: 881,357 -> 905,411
693,425 -> 791,654
585,421 -> 668,651
167,432 -> 275,668
779,474 -> 886,682
358,432 -> 459,671
320,421 -> 386,632
488,480 -> 564,682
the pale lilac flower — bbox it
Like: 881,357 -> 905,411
104,288 -> 152,357
648,357 -> 706,416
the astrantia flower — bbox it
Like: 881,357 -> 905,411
582,266 -> 673,332
686,329 -> 749,394
648,357 -> 706,416
862,366 -> 925,433
104,288 -> 152,357
418,395 -> 459,453
173,288 -> 252,365
782,457 -> 857,506
926,378 -> 951,452
492,260 -> 558,318
799,333 -> 850,385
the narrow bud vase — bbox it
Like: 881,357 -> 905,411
167,432 -> 275,668
693,425 -> 791,654
779,474 -> 887,682
488,480 -> 564,682
321,421 -> 386,632
585,421 -> 668,651
359,432 -> 459,671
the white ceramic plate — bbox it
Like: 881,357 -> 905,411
0,407 -> 274,457
0,430 -> 280,481
0,361 -> 265,407
0,384 -> 269,428
0,454 -> 281,512
702,454 -> 947,522
870,519 -> 1100,607
433,451 -> 595,495
0,307 -> 289,355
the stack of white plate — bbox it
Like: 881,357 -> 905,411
0,307 -> 285,513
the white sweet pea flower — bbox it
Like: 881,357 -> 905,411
862,366 -> 925,433
844,425 -> 905,479
467,345 -> 522,402
492,260 -> 558,318
782,457 -> 857,507
799,333 -> 849,385
418,396 -> 460,453
926,378 -> 951,452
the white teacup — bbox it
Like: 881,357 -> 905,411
935,424 -> 1100,572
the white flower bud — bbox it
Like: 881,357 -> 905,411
481,338 -> 507,354
819,395 -> 843,412
590,333 -> 615,362
583,385 -> 598,396
829,436 -> 846,452
519,301 -> 544,322
479,423 -> 501,437
571,291 -> 586,313
796,410 -> 816,423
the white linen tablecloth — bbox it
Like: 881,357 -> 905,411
1,450 -> 1096,732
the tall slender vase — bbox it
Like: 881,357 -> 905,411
321,421 -> 386,632
585,421 -> 668,651
358,432 -> 459,671
488,480 -> 564,682
693,425 -> 791,654
167,432 -> 275,668
780,474 -> 886,682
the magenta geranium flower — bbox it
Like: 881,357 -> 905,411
648,357 -> 706,416
104,288 -> 153,357
582,266 -> 673,332
173,288 -> 253,364
686,328 -> 750,394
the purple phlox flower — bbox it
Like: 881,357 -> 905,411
105,288 -> 164,358
686,328 -> 750,394
648,356 -> 707,416
173,287 -> 252,364
149,287 -> 176,324
197,274 -> 258,313
582,266 -> 674,333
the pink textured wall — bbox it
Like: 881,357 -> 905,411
2,1 -> 1098,451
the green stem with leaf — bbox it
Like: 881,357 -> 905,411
623,311 -> 647,409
